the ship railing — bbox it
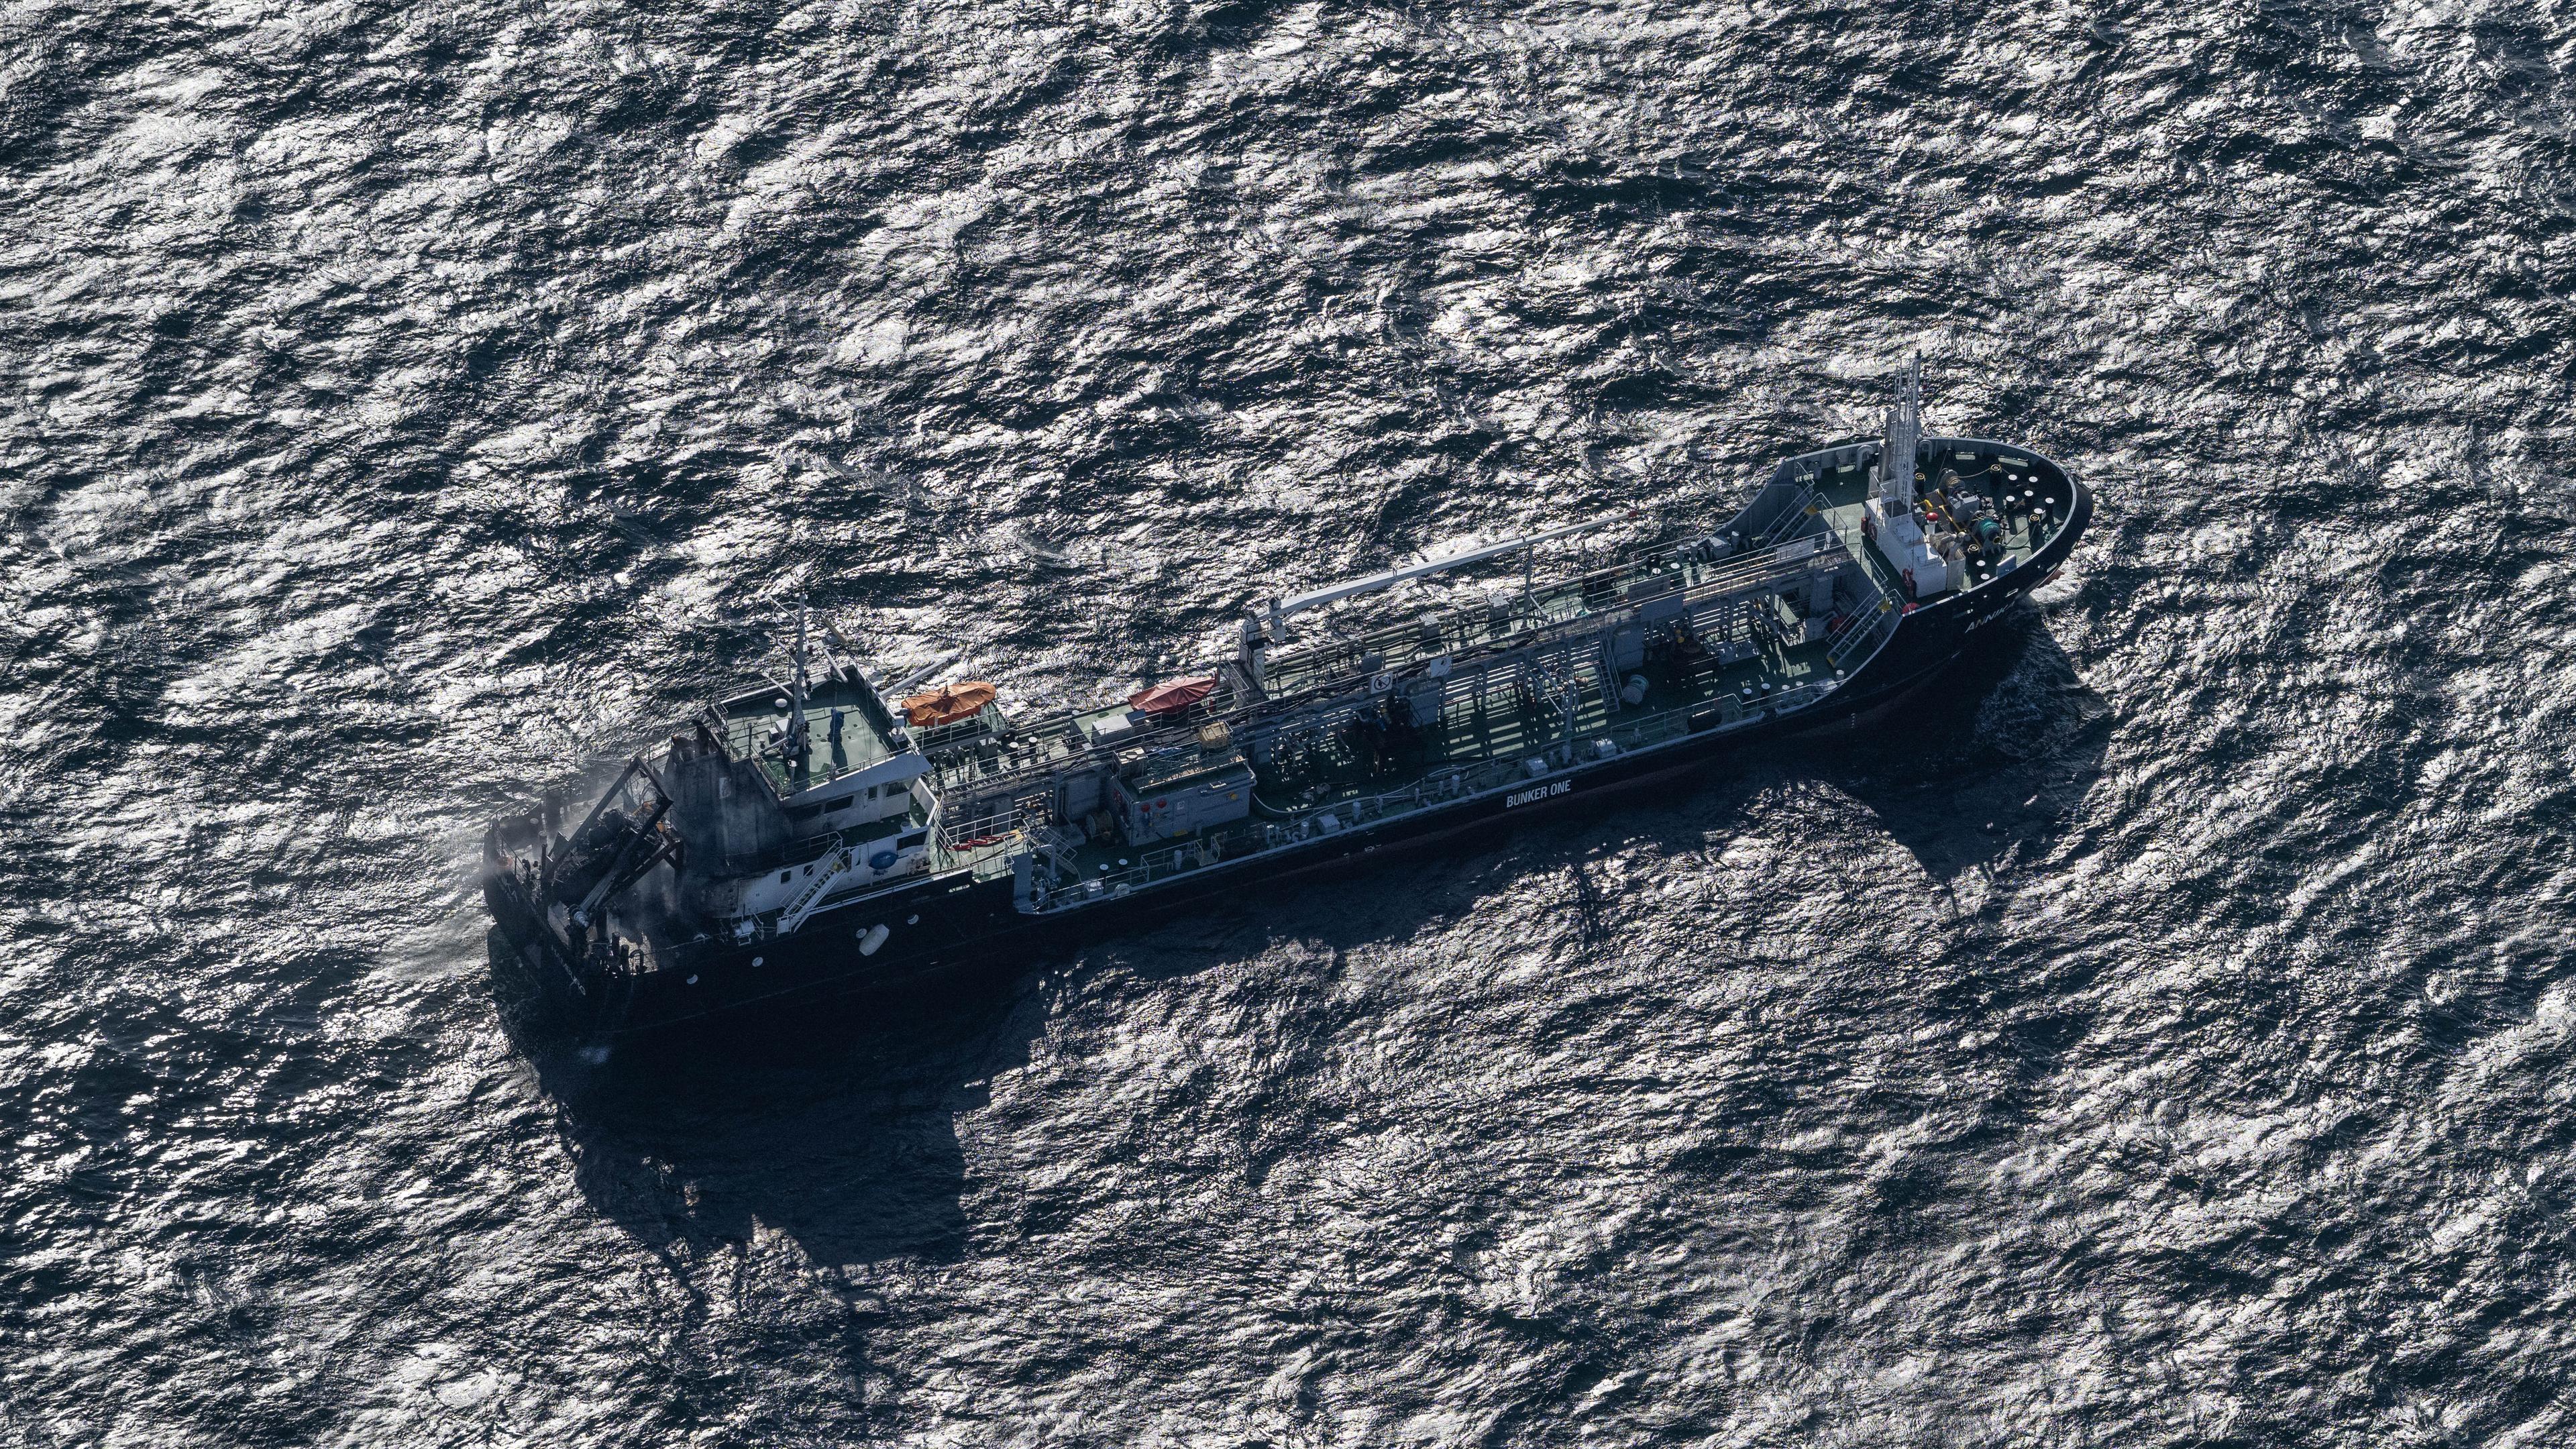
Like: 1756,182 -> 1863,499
1751,482 -> 1821,547
963,833 -> 1031,880
963,541 -> 1840,810
1032,678 -> 1839,908
1617,539 -> 1832,629
934,802 -> 1033,878
936,801 -> 1022,846
1258,535 -> 1833,702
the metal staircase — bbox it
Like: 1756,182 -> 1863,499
775,845 -> 854,934
1752,480 -> 1821,547
1827,596 -> 1896,671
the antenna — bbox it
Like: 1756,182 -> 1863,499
789,604 -> 812,766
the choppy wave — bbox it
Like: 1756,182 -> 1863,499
8,0 -> 2576,1441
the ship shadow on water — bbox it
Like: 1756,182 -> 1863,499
502,954 -> 1046,1273
490,610 -> 2106,1291
1238,606 -> 2114,951
1806,609 -> 2113,890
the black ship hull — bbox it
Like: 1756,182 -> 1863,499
485,462 -> 2092,1044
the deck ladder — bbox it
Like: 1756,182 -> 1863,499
775,845 -> 855,934
1827,597 -> 1896,671
1752,478 -> 1821,547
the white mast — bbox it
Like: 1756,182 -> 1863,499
1878,354 -> 1923,511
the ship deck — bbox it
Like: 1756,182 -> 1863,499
718,674 -> 909,799
1811,446 -> 2064,602
696,440 -> 2079,904
1024,440 -> 2079,902
1035,622 -> 1843,891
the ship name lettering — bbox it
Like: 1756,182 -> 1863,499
1506,780 -> 1574,808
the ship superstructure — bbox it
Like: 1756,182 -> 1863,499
484,365 -> 2090,1037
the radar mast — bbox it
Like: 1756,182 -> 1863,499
788,604 -> 812,766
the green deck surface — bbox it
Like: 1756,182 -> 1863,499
1814,452 -> 2063,603
725,676 -> 904,798
1034,447 -> 2075,898
1038,632 -> 1839,889
710,443 -> 2075,906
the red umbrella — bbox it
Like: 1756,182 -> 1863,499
1126,676 -> 1217,716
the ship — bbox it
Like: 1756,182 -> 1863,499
482,362 -> 2091,1040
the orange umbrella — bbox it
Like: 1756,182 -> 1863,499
900,681 -> 997,727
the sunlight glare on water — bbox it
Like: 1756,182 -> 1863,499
5,0 -> 2576,1442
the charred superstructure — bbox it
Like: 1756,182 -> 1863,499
484,365 -> 2093,1038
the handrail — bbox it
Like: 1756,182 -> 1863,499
1827,598 -> 1896,670
939,530 -> 1866,841
1263,514 -> 1625,623
1752,484 -> 1820,547
1034,676 -> 1838,906
774,844 -> 853,933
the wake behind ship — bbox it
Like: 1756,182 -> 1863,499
484,363 -> 2091,1040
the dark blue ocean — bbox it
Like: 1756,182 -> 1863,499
8,0 -> 2576,1442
